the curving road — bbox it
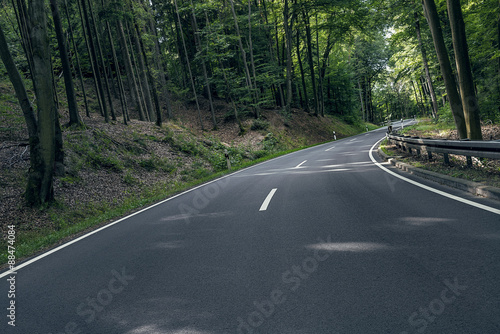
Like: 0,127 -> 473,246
1,120 -> 500,334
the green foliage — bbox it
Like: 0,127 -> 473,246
251,118 -> 270,131
123,171 -> 138,185
66,131 -> 123,172
59,174 -> 81,186
262,132 -> 279,151
436,104 -> 454,125
342,114 -> 359,125
138,154 -> 177,173
88,152 -> 123,171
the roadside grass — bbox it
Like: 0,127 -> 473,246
333,116 -> 379,136
400,118 -> 456,138
379,138 -> 394,157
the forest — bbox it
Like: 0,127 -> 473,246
0,0 -> 498,207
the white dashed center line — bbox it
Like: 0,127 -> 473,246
295,160 -> 307,168
259,188 -> 278,211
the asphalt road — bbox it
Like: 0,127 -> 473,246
2,120 -> 500,334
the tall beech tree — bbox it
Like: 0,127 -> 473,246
0,0 -> 59,205
422,0 -> 467,138
447,0 -> 482,139
81,0 -> 109,122
414,9 -> 438,119
173,0 -> 204,129
50,0 -> 83,127
63,0 -> 90,118
190,0 -> 216,129
118,19 -> 146,121
230,0 -> 259,118
284,0 -> 293,114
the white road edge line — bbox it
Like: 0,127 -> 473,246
325,146 -> 335,151
369,137 -> 500,216
260,188 -> 278,211
295,160 -> 307,168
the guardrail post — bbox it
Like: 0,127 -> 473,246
416,148 -> 421,157
443,153 -> 450,166
427,150 -> 433,161
466,156 -> 472,167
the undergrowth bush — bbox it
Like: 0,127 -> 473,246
251,118 -> 269,131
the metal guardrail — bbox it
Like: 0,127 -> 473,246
386,132 -> 500,166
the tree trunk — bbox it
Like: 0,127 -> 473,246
296,30 -> 309,113
411,80 -> 424,116
131,20 -> 155,121
77,0 -> 102,117
414,10 -> 439,119
418,76 -> 431,115
247,0 -> 260,116
50,0 -> 82,127
262,0 -> 279,108
13,0 -> 34,74
63,0 -> 90,118
447,0 -> 482,139
136,24 -> 162,127
0,23 -> 37,137
117,20 -> 146,121
27,0 -> 57,205
88,0 -> 116,121
367,77 -> 373,122
422,0 -> 467,138
126,23 -> 150,121
358,78 -> 365,121
284,0 -> 293,114
81,0 -> 109,121
319,35 -> 334,117
316,14 -> 324,116
190,0 -> 217,129
104,16 -> 128,124
205,11 -> 243,131
498,0 -> 500,118
147,3 -> 173,119
229,0 -> 258,118
170,4 -> 189,89
173,0 -> 204,130
303,10 -> 318,116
